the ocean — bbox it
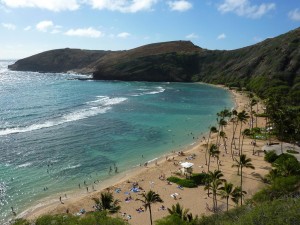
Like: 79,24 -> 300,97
0,60 -> 233,223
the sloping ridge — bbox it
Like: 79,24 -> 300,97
8,27 -> 300,85
92,40 -> 204,81
8,48 -> 113,73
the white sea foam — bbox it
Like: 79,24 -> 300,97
131,86 -> 165,97
61,164 -> 81,171
0,96 -> 127,136
147,157 -> 158,163
17,162 -> 32,168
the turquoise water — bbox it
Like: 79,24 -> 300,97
0,60 -> 233,223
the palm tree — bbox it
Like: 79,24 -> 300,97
216,118 -> 227,147
211,178 -> 223,211
219,131 -> 228,153
240,128 -> 251,155
136,190 -> 163,225
249,98 -> 257,129
231,186 -> 247,206
232,154 -> 255,205
167,203 -> 193,222
205,126 -> 218,165
237,110 -> 250,152
93,192 -> 121,213
204,170 -> 225,211
219,181 -> 234,211
207,144 -> 219,172
230,109 -> 238,159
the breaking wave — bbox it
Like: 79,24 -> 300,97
0,96 -> 127,136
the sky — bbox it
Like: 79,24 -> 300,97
0,0 -> 299,59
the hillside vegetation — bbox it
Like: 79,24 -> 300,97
9,27 -> 300,103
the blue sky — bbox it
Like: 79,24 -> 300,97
0,0 -> 299,59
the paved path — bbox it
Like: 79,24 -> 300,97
262,142 -> 300,161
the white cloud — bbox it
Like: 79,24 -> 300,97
2,23 -> 16,30
36,20 -> 54,32
87,0 -> 158,13
288,8 -> 300,21
218,0 -> 275,19
168,0 -> 192,12
117,32 -> 131,38
24,26 -> 31,31
185,33 -> 198,39
64,27 -> 103,38
0,0 -> 79,11
217,33 -> 226,40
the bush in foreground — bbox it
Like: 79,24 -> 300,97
156,198 -> 300,225
12,211 -> 128,225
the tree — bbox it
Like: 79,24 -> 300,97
249,98 -> 257,129
207,144 -> 219,172
219,181 -> 234,211
167,203 -> 194,222
232,154 -> 255,205
240,128 -> 251,155
216,109 -> 230,149
136,190 -> 163,225
93,192 -> 121,213
205,126 -> 218,165
219,131 -> 228,154
231,186 -> 247,206
237,111 -> 250,152
204,170 -> 225,211
230,109 -> 238,159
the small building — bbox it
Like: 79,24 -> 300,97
180,162 -> 194,175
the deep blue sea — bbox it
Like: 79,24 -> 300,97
0,60 -> 233,223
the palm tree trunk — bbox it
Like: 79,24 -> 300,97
223,136 -> 227,153
149,205 -> 153,225
226,197 -> 229,211
205,132 -> 211,165
215,192 -> 218,211
252,137 -> 256,155
240,167 -> 243,206
208,153 -> 211,172
213,192 -> 216,212
256,104 -> 258,128
241,135 -> 245,155
230,121 -> 235,158
238,123 -> 243,155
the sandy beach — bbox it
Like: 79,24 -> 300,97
19,86 -> 270,225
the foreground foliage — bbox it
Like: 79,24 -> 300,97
12,211 -> 128,225
155,198 -> 300,225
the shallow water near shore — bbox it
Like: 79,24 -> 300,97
0,60 -> 233,223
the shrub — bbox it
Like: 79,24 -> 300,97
273,153 -> 297,165
167,176 -> 181,183
156,215 -> 190,225
167,176 -> 197,188
13,211 -> 128,225
190,173 -> 210,185
287,149 -> 299,154
11,219 -> 30,225
177,179 -> 197,188
264,150 -> 278,163
253,176 -> 300,202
